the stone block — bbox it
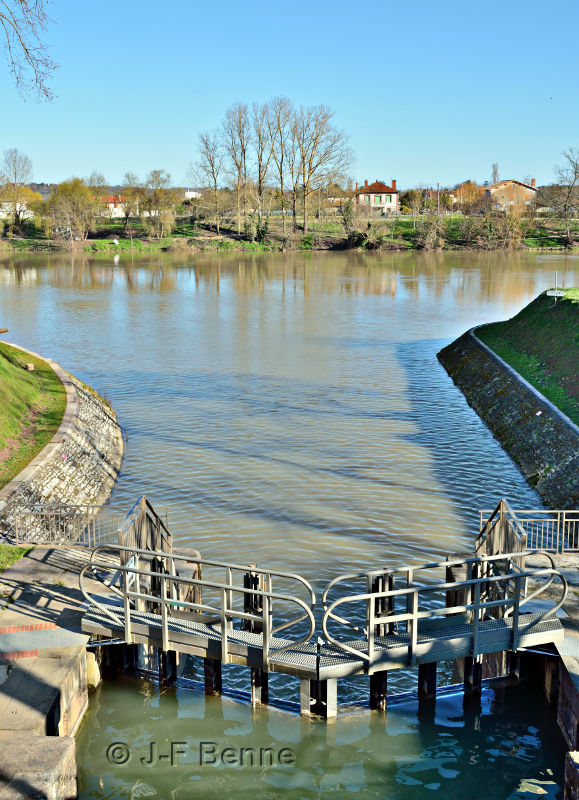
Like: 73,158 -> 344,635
0,732 -> 76,800
565,751 -> 579,800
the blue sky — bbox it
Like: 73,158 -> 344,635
1,0 -> 577,188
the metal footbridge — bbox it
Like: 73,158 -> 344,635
80,540 -> 567,716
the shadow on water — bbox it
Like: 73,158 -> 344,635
395,338 -> 544,540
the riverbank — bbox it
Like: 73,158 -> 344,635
0,342 -> 67,489
477,288 -> 579,425
438,290 -> 579,508
3,214 -> 579,254
0,342 -> 124,542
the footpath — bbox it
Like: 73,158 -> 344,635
0,547 -> 95,800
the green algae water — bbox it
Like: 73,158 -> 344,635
76,678 -> 565,799
1,249 -> 578,797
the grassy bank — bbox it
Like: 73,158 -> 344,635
3,214 -> 579,254
0,342 -> 67,489
477,289 -> 579,425
0,544 -> 33,575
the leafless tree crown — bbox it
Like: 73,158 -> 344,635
0,0 -> 56,98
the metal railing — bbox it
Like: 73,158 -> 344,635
80,544 -> 316,669
479,506 -> 579,554
5,494 -> 170,550
322,551 -> 567,666
117,495 -> 172,554
8,502 -> 129,547
475,499 -> 528,558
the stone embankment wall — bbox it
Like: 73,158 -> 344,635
0,343 -> 123,540
438,329 -> 579,509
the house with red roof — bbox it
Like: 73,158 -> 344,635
355,179 -> 399,214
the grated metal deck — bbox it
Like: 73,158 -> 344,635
82,603 -> 564,680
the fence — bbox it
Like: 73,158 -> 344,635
6,494 -> 169,550
479,505 -> 579,554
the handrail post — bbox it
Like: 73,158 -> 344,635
409,590 -> 418,667
123,569 -> 132,645
511,574 -> 521,653
244,564 -> 269,706
221,588 -> 228,663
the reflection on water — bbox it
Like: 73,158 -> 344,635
1,250 -> 577,796
76,678 -> 564,799
2,250 -> 577,580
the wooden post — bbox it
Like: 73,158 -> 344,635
464,656 -> 482,694
158,649 -> 177,686
369,671 -> 387,711
418,662 -> 437,699
507,651 -> 521,680
371,573 -> 394,637
204,658 -> 222,695
251,666 -> 269,706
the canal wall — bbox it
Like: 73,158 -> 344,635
0,342 -> 124,541
438,329 -> 579,509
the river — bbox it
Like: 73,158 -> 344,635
1,249 -> 577,798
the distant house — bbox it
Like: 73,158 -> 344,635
484,179 -> 537,211
355,179 -> 399,214
0,201 -> 34,221
99,195 -> 126,218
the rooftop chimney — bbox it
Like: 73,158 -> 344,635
355,181 -> 358,191
392,179 -> 397,191
531,178 -> 536,188
364,179 -> 368,188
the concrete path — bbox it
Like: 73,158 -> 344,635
0,547 -> 94,799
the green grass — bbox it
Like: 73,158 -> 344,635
477,289 -> 579,424
0,342 -> 67,489
0,544 -> 33,575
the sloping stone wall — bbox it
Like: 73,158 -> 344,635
438,330 -> 579,509
0,344 -> 123,540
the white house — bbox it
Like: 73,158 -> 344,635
355,179 -> 399,214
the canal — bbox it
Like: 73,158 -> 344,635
1,249 -> 577,797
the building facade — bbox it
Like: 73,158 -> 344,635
355,179 -> 399,214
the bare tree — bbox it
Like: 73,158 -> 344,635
0,146 -> 32,228
286,117 -> 301,232
267,96 -> 294,235
120,171 -> 143,233
0,1 -> 56,98
141,169 -> 179,238
491,163 -> 499,184
222,102 -> 250,234
294,104 -> 351,233
197,130 -> 223,234
553,148 -> 579,245
251,101 -> 273,220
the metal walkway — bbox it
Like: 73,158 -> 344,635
80,542 -> 567,715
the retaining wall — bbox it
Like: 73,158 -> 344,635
0,343 -> 124,540
438,329 -> 579,509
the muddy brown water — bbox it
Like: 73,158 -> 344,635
1,249 -> 577,798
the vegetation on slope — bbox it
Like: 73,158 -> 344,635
0,544 -> 33,575
476,289 -> 579,425
0,342 -> 67,489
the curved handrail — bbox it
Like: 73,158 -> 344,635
322,549 -> 547,609
89,543 -> 316,606
80,555 -> 316,665
322,562 -> 567,663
